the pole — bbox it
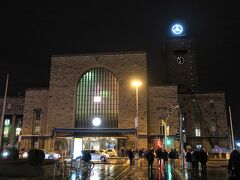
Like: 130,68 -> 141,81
229,106 -> 235,150
135,86 -> 138,150
0,74 -> 9,148
179,108 -> 184,169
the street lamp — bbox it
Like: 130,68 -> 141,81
131,80 -> 142,150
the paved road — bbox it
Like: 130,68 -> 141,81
65,158 -> 229,180
175,159 -> 229,180
0,158 -> 228,179
65,158 -> 182,180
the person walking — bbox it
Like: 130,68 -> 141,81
120,147 -> 125,161
192,149 -> 199,172
163,149 -> 168,166
155,147 -> 164,169
185,149 -> 192,169
127,149 -> 134,166
145,148 -> 155,178
199,149 -> 208,173
228,149 -> 240,179
169,149 -> 176,169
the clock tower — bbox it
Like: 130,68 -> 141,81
164,24 -> 198,93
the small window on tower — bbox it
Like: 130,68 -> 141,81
195,128 -> 201,137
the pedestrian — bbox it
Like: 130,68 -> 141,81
155,147 -> 164,169
139,148 -> 143,158
169,149 -> 176,169
192,149 -> 199,172
127,149 -> 134,166
228,149 -> 240,179
185,149 -> 192,169
163,149 -> 168,166
120,147 -> 125,160
145,148 -> 155,178
199,149 -> 208,173
134,149 -> 139,166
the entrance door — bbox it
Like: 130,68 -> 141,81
90,141 -> 100,150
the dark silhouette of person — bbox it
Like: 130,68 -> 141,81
228,149 -> 240,179
185,149 -> 192,169
155,147 -> 164,168
145,149 -> 155,178
163,149 -> 168,166
199,149 -> 208,173
127,149 -> 134,166
169,149 -> 177,169
192,149 -> 199,172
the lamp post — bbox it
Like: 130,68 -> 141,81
132,80 -> 142,150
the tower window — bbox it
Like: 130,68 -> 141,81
195,128 -> 201,137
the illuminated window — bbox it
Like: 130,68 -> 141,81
159,125 -> 165,135
195,128 -> 201,137
33,109 -> 41,134
4,119 -> 10,126
16,127 -> 21,136
76,68 -> 119,128
3,127 -> 9,137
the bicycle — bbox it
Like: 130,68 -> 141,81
54,159 -> 64,177
64,156 -> 94,179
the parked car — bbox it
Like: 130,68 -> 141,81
22,149 -> 61,159
104,149 -> 117,157
82,149 -> 108,162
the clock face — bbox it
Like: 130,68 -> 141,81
176,56 -> 185,64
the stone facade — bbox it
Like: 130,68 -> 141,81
148,85 -> 180,150
148,85 -> 179,136
46,52 -> 148,148
164,38 -> 198,93
180,92 -> 229,151
20,89 -> 49,150
0,51 -> 229,153
0,97 -> 24,147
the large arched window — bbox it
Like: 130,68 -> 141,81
76,68 -> 119,128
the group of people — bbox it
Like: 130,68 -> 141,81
123,146 -> 210,176
122,146 -> 240,179
185,148 -> 208,173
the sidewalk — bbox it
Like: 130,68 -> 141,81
174,159 -> 228,180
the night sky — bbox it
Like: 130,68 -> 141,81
0,1 -> 239,137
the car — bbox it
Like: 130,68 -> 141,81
82,149 -> 108,162
104,149 -> 117,157
22,149 -> 61,160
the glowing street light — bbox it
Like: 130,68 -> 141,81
92,117 -> 101,127
131,80 -> 142,149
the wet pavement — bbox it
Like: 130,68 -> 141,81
64,158 -> 181,180
0,158 -> 229,179
64,158 -> 229,180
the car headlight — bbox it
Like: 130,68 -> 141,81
2,151 -> 9,157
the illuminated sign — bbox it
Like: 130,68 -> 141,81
171,24 -> 184,35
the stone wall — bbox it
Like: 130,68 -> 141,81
20,89 -> 49,150
148,85 -> 179,136
46,52 -> 148,147
180,92 -> 229,151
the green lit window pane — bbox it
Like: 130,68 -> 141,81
76,68 -> 119,128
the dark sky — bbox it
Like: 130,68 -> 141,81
0,1 -> 239,137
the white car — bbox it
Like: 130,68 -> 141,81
22,149 -> 61,159
104,149 -> 117,157
82,150 -> 108,162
